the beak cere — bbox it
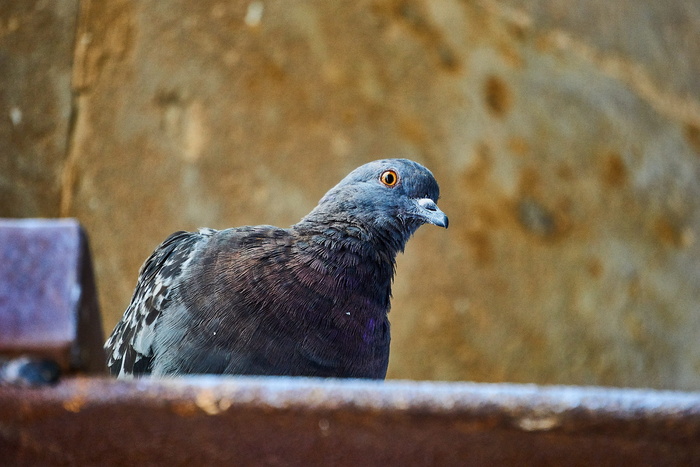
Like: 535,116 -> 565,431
416,198 -> 449,228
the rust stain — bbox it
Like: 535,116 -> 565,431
556,163 -> 574,181
399,117 -> 427,145
587,258 -> 603,278
654,218 -> 695,248
463,229 -> 493,266
484,75 -> 512,117
601,151 -> 627,187
517,166 -> 540,195
507,136 -> 529,157
63,395 -> 86,413
685,123 -> 700,156
171,400 -> 199,417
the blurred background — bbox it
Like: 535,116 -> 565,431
2,0 -> 700,390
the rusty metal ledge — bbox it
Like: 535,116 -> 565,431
1,377 -> 699,466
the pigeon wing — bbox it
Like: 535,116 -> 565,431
104,229 -> 214,377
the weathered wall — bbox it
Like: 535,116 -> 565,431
0,0 -> 77,217
2,0 -> 700,389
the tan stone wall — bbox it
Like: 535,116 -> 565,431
2,0 -> 700,389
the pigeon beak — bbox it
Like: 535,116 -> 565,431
415,198 -> 449,228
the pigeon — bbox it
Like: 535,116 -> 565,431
105,159 -> 448,379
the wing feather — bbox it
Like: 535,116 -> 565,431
104,229 -> 214,377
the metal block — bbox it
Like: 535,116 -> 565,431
0,377 -> 699,465
0,218 -> 104,373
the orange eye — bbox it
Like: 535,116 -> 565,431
380,170 -> 399,187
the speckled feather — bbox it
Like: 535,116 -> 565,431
105,159 -> 447,379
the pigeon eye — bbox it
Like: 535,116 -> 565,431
380,170 -> 399,187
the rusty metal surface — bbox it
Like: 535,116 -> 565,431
1,376 -> 699,466
0,218 -> 105,373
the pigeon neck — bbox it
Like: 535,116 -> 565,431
292,217 -> 407,260
291,221 -> 398,312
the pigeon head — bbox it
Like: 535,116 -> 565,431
299,159 -> 448,250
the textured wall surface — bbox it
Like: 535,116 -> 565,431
0,0 -> 77,217
2,0 -> 700,389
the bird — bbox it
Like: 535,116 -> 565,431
104,158 -> 448,379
